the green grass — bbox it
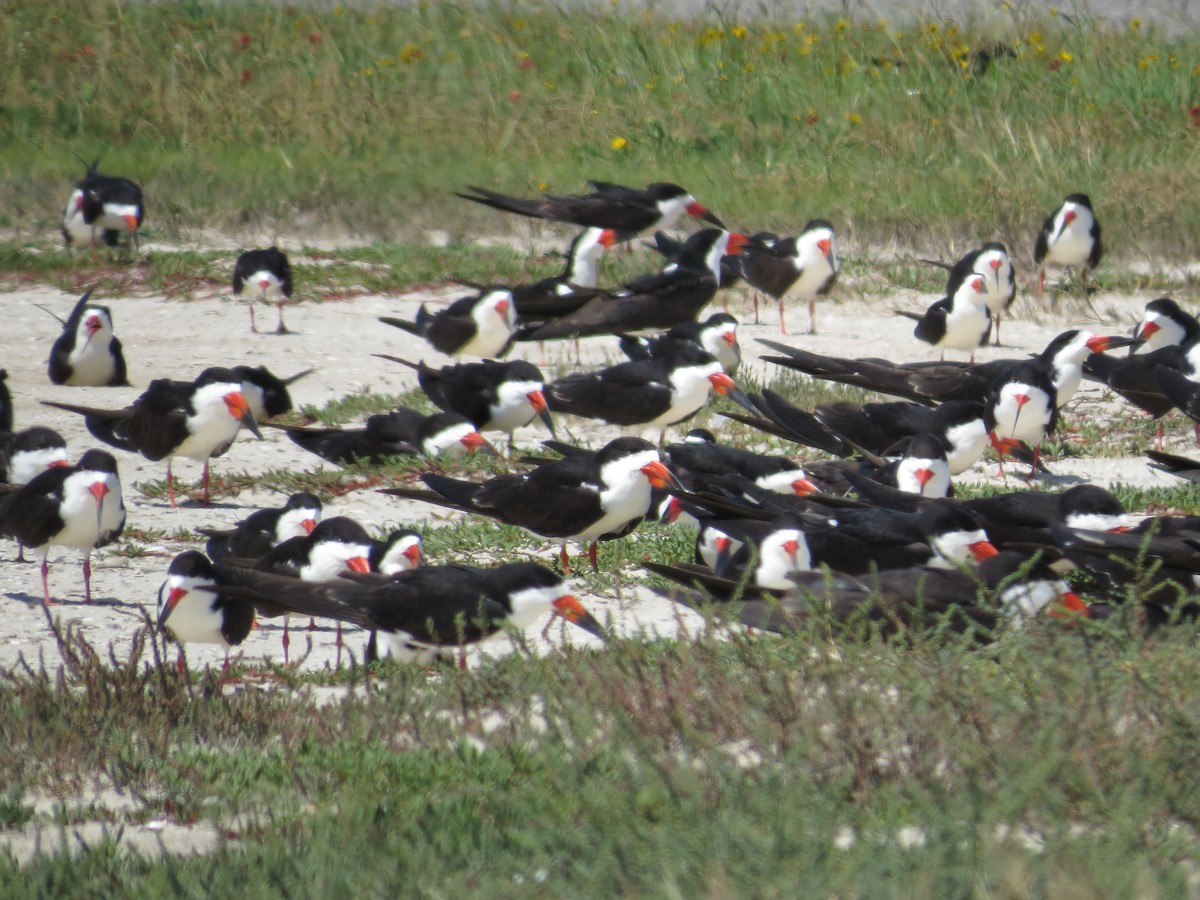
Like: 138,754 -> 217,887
4,611 -> 1200,893
4,3 -> 1200,257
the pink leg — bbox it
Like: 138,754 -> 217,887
808,298 -> 817,335
249,304 -> 258,334
336,622 -> 343,667
588,542 -> 599,571
1194,423 -> 1200,447
559,544 -> 572,575
82,554 -> 92,604
282,620 -> 291,665
1037,269 -> 1046,299
753,293 -> 760,325
16,544 -> 25,563
779,301 -> 787,335
202,462 -> 211,507
1158,422 -> 1165,452
275,301 -> 288,335
167,459 -> 177,508
41,557 -> 52,605
994,314 -> 1002,346
176,651 -> 186,675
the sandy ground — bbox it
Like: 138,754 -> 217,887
0,241 -> 1187,682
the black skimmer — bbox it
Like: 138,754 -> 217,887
380,287 -> 516,358
0,427 -> 68,485
247,516 -> 375,664
738,220 -> 839,334
664,429 -> 818,497
519,230 -> 750,342
375,355 -> 555,448
0,427 -> 69,562
619,313 -> 742,375
725,389 -> 990,476
1132,298 -> 1199,354
199,491 -> 323,563
1082,342 -> 1198,448
233,247 -> 293,334
984,361 -> 1058,475
0,370 -> 11,432
0,449 -> 125,604
944,242 -> 1016,345
509,227 -> 622,319
157,551 -> 255,676
233,364 -> 307,423
906,272 -> 991,361
369,529 -> 424,576
275,409 -> 495,466
651,229 -> 743,289
42,367 -> 263,507
457,180 -> 723,234
383,436 -> 678,570
219,560 -> 603,666
46,290 -> 129,387
660,552 -> 1085,638
760,330 -> 1138,409
1033,193 -> 1102,297
545,344 -> 752,439
954,483 -> 1130,547
61,160 -> 145,250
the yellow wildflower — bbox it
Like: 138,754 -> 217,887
611,136 -> 628,150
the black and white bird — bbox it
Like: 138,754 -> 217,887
61,160 -> 145,250
247,516 -> 376,664
218,560 -> 604,667
233,247 -> 293,335
984,362 -> 1059,475
46,290 -> 129,387
908,272 -> 991,361
546,344 -> 752,439
199,491 -> 323,563
458,180 -> 723,235
619,313 -> 742,375
519,230 -> 750,342
0,449 -> 125,604
233,364 -> 306,424
738,220 -> 839,334
370,529 -> 424,576
1132,298 -> 1199,355
1033,193 -> 1102,297
0,427 -> 69,485
509,227 -> 622,319
945,242 -> 1016,345
157,551 -> 256,676
761,329 -> 1138,410
384,436 -> 678,570
380,287 -> 516,358
276,409 -> 496,466
376,355 -> 555,448
43,367 -> 263,507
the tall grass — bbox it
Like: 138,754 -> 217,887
3,3 -> 1200,255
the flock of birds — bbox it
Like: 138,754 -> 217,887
4,161 -> 1200,677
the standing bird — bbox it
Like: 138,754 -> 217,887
908,273 -> 991,361
377,356 -> 556,448
42,367 -> 263,507
985,362 -> 1059,476
233,247 -> 293,335
61,160 -> 145,250
1033,193 -> 1102,298
520,230 -> 750,341
157,551 -> 255,677
738,220 -> 839,334
380,287 -> 516,359
47,290 -> 129,386
0,449 -> 125,604
457,180 -> 723,235
509,227 -> 623,318
945,242 -> 1016,346
546,344 -> 753,440
384,436 -> 679,571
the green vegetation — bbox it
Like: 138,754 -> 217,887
3,609 -> 1200,894
3,3 -> 1200,254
